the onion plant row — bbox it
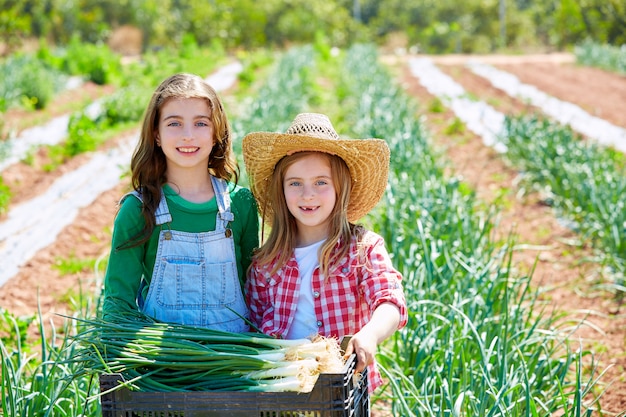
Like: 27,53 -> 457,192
501,115 -> 626,297
334,43 -> 601,416
1,304 -> 102,417
230,44 -> 317,173
574,39 -> 626,75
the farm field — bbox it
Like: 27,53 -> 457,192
1,48 -> 625,415
392,53 -> 626,415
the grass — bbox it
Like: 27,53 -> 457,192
445,117 -> 466,134
53,254 -> 96,275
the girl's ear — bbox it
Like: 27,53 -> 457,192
155,133 -> 161,146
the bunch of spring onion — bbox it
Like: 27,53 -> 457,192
66,310 -> 344,393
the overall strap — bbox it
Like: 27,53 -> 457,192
211,176 -> 234,231
121,189 -> 172,226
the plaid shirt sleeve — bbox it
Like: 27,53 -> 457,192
358,231 -> 408,329
319,231 -> 408,392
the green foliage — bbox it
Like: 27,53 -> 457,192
18,62 -> 57,110
0,309 -> 35,352
501,114 -> 626,290
445,117 -> 466,134
428,97 -> 445,113
35,40 -> 66,71
179,32 -> 199,59
38,80 -> 148,172
61,35 -> 123,85
3,0 -> 626,55
554,0 -> 588,47
0,0 -> 31,54
235,49 -> 275,92
65,112 -> 102,156
268,0 -> 360,46
53,254 -> 96,276
338,43 -> 600,416
99,85 -> 150,125
575,38 -> 626,75
0,175 -> 11,215
118,41 -> 227,90
1,308 -> 102,417
0,54 -> 66,111
313,30 -> 333,62
44,111 -> 103,171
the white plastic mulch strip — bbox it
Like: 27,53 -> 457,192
0,77 -> 95,173
408,57 -> 508,153
0,62 -> 242,287
0,135 -> 136,283
466,60 -> 626,153
209,61 -> 243,91
0,115 -> 71,172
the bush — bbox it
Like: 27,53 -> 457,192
575,38 -> 626,75
0,54 -> 66,111
100,85 -> 150,125
61,35 -> 123,85
65,112 -> 102,156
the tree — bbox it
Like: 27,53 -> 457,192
0,0 -> 31,54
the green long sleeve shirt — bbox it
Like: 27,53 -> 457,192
102,183 -> 259,317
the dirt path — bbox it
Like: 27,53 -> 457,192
0,53 -> 625,415
391,53 -> 626,415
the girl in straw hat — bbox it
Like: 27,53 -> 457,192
243,113 -> 407,392
102,73 -> 259,332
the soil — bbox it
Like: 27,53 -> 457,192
1,53 -> 625,415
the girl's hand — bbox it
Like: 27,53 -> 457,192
343,330 -> 378,373
343,302 -> 401,372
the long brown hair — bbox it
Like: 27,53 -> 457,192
253,152 -> 365,277
121,73 -> 238,248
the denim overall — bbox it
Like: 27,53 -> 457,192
130,176 -> 248,332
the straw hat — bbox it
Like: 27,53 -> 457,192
242,113 -> 390,223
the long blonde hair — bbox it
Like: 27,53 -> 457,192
253,152 -> 365,277
122,73 -> 238,248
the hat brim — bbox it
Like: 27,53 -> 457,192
242,131 -> 390,224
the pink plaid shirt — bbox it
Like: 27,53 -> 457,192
245,230 -> 408,391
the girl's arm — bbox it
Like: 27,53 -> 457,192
347,231 -> 408,372
235,187 -> 260,278
102,198 -> 146,318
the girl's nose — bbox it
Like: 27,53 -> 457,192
181,125 -> 193,140
301,184 -> 315,198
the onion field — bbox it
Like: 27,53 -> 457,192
1,42 -> 625,416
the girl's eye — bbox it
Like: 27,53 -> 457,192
287,181 -> 301,187
316,180 -> 328,186
168,121 -> 181,127
196,121 -> 210,127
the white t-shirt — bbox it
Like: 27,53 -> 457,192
286,240 -> 324,339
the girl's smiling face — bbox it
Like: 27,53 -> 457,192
283,153 -> 337,246
157,97 -> 214,172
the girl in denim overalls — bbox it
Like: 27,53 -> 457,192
102,73 -> 259,332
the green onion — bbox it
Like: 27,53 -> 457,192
66,310 -> 344,393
